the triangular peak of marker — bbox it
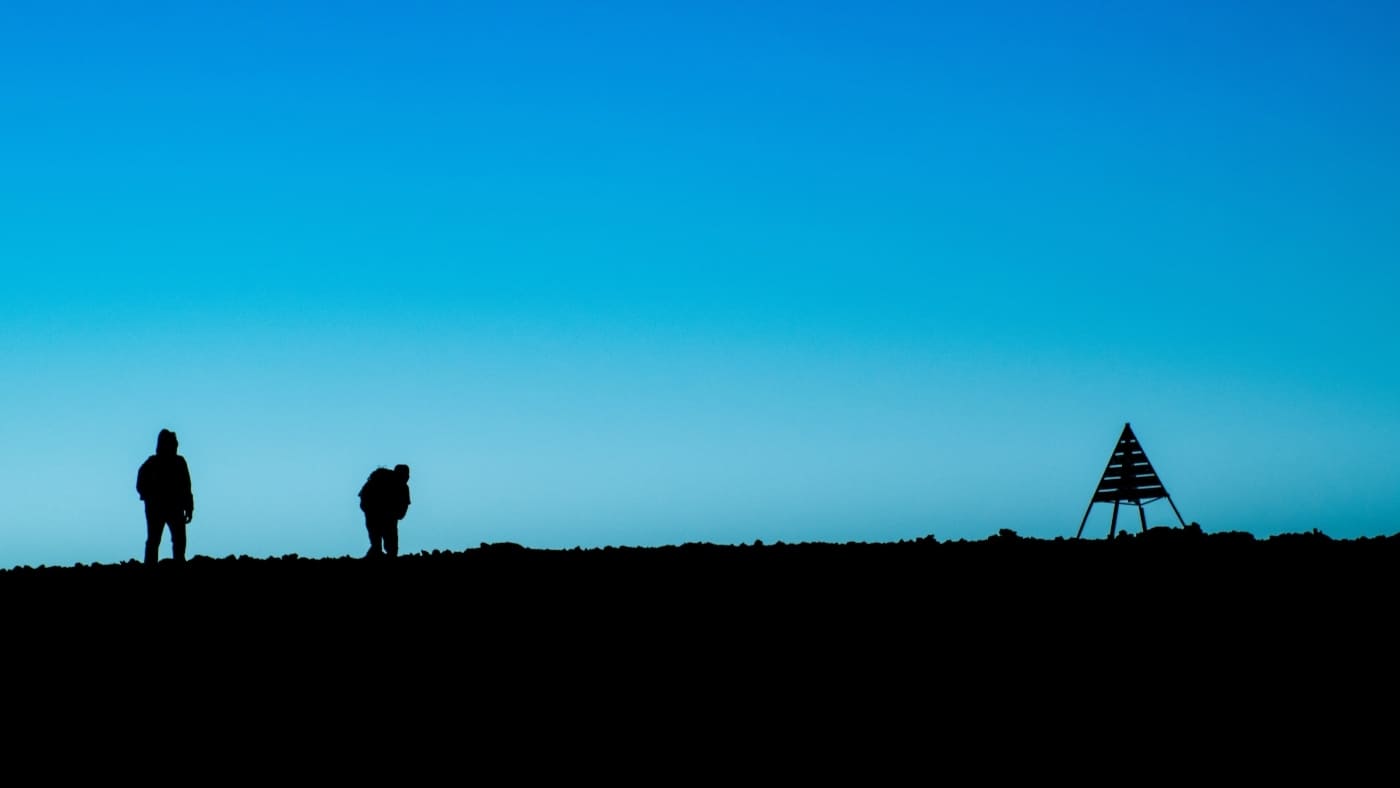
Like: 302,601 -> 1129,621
1092,422 -> 1169,504
1076,422 -> 1188,539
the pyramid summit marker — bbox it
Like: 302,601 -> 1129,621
1076,422 -> 1187,539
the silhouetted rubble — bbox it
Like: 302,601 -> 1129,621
5,524 -> 1393,754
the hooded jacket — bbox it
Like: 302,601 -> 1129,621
137,429 -> 194,514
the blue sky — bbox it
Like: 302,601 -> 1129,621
3,2 -> 1398,568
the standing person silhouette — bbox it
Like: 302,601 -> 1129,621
136,429 -> 195,565
359,464 -> 411,558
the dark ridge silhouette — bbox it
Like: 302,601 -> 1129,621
7,526 -> 1396,634
6,525 -> 1393,761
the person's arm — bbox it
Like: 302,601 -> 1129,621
180,457 -> 194,523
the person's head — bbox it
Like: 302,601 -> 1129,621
394,464 -> 410,482
157,429 -> 179,455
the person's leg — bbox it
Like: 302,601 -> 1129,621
385,521 -> 398,558
365,515 -> 384,557
169,516 -> 187,563
144,508 -> 164,565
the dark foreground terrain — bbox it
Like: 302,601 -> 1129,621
6,526 -> 1396,770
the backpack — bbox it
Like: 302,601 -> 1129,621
359,467 -> 396,514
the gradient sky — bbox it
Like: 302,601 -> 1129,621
3,1 -> 1398,569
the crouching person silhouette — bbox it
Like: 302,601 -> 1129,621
359,464 -> 411,558
136,429 -> 195,565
